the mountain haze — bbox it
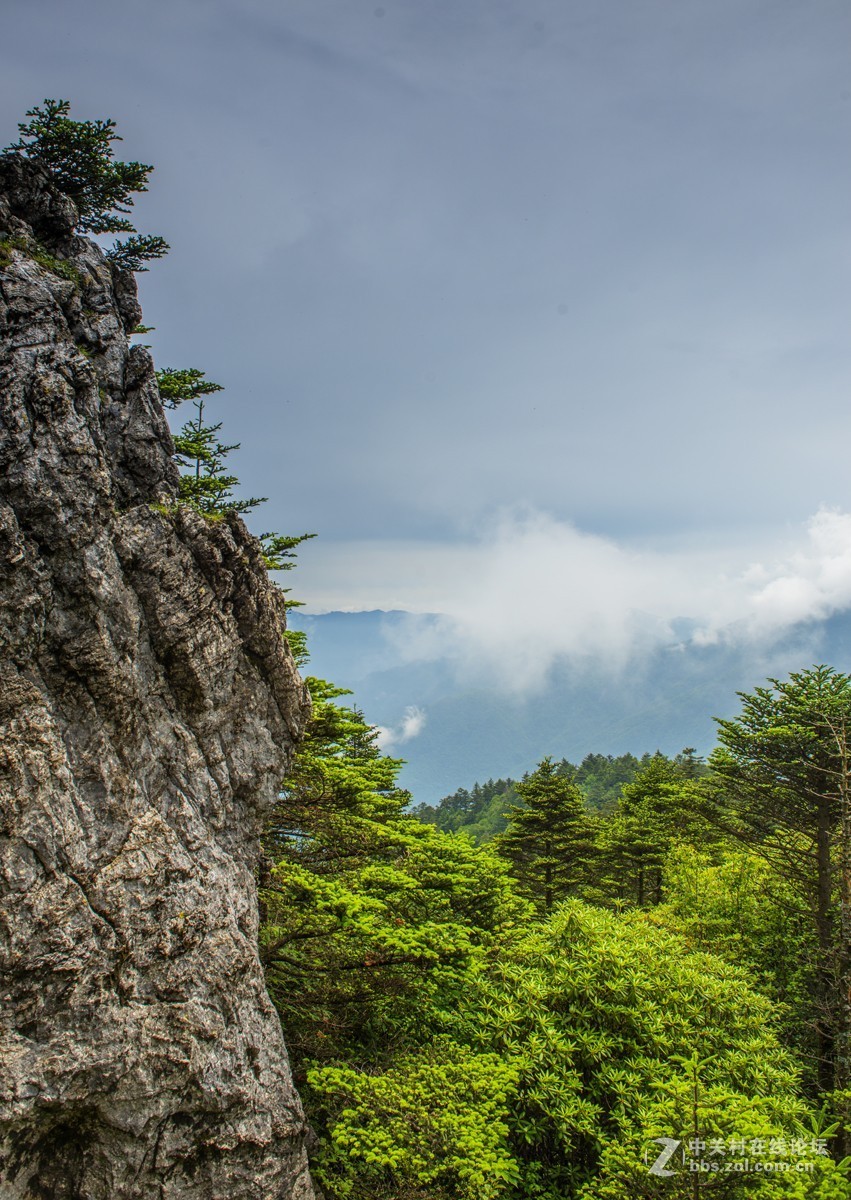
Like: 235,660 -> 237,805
290,608 -> 851,802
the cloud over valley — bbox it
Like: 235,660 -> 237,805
296,507 -> 851,692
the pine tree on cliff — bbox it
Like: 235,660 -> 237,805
6,100 -> 311,573
5,98 -> 168,270
155,366 -> 315,572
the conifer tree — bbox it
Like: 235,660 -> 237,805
707,665 -> 851,1103
155,367 -> 314,573
156,366 -> 224,410
595,753 -> 710,907
171,393 -> 267,516
156,366 -> 265,514
5,99 -> 168,268
497,757 -> 595,910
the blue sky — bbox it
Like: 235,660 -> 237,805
4,0 -> 851,678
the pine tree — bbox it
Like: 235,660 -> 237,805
707,665 -> 851,1104
156,366 -> 265,515
497,757 -> 595,910
156,366 -> 224,410
171,393 -> 267,516
595,754 -> 710,907
156,366 -> 314,573
6,99 -> 168,268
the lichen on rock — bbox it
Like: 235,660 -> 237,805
0,156 -> 315,1199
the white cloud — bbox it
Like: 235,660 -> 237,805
298,507 -> 851,692
747,509 -> 851,629
375,706 -> 428,751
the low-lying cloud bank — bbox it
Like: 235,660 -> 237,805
297,506 -> 851,692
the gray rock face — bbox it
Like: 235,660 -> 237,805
0,157 -> 316,1199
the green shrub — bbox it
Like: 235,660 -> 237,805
308,1039 -> 520,1200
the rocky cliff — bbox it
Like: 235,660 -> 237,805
0,157 -> 316,1199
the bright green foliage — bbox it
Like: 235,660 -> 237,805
262,678 -> 526,1065
497,757 -> 596,910
307,1038 -> 520,1200
156,367 -> 224,409
266,678 -> 408,855
263,822 -> 522,1063
261,640 -> 848,1197
464,902 -> 843,1199
827,1089 -> 851,1169
261,675 -> 528,1196
706,666 -> 851,1098
6,99 -> 168,267
586,1058 -> 849,1198
593,755 -> 714,908
656,844 -> 819,1082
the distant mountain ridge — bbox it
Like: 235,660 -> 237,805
289,608 -> 851,805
